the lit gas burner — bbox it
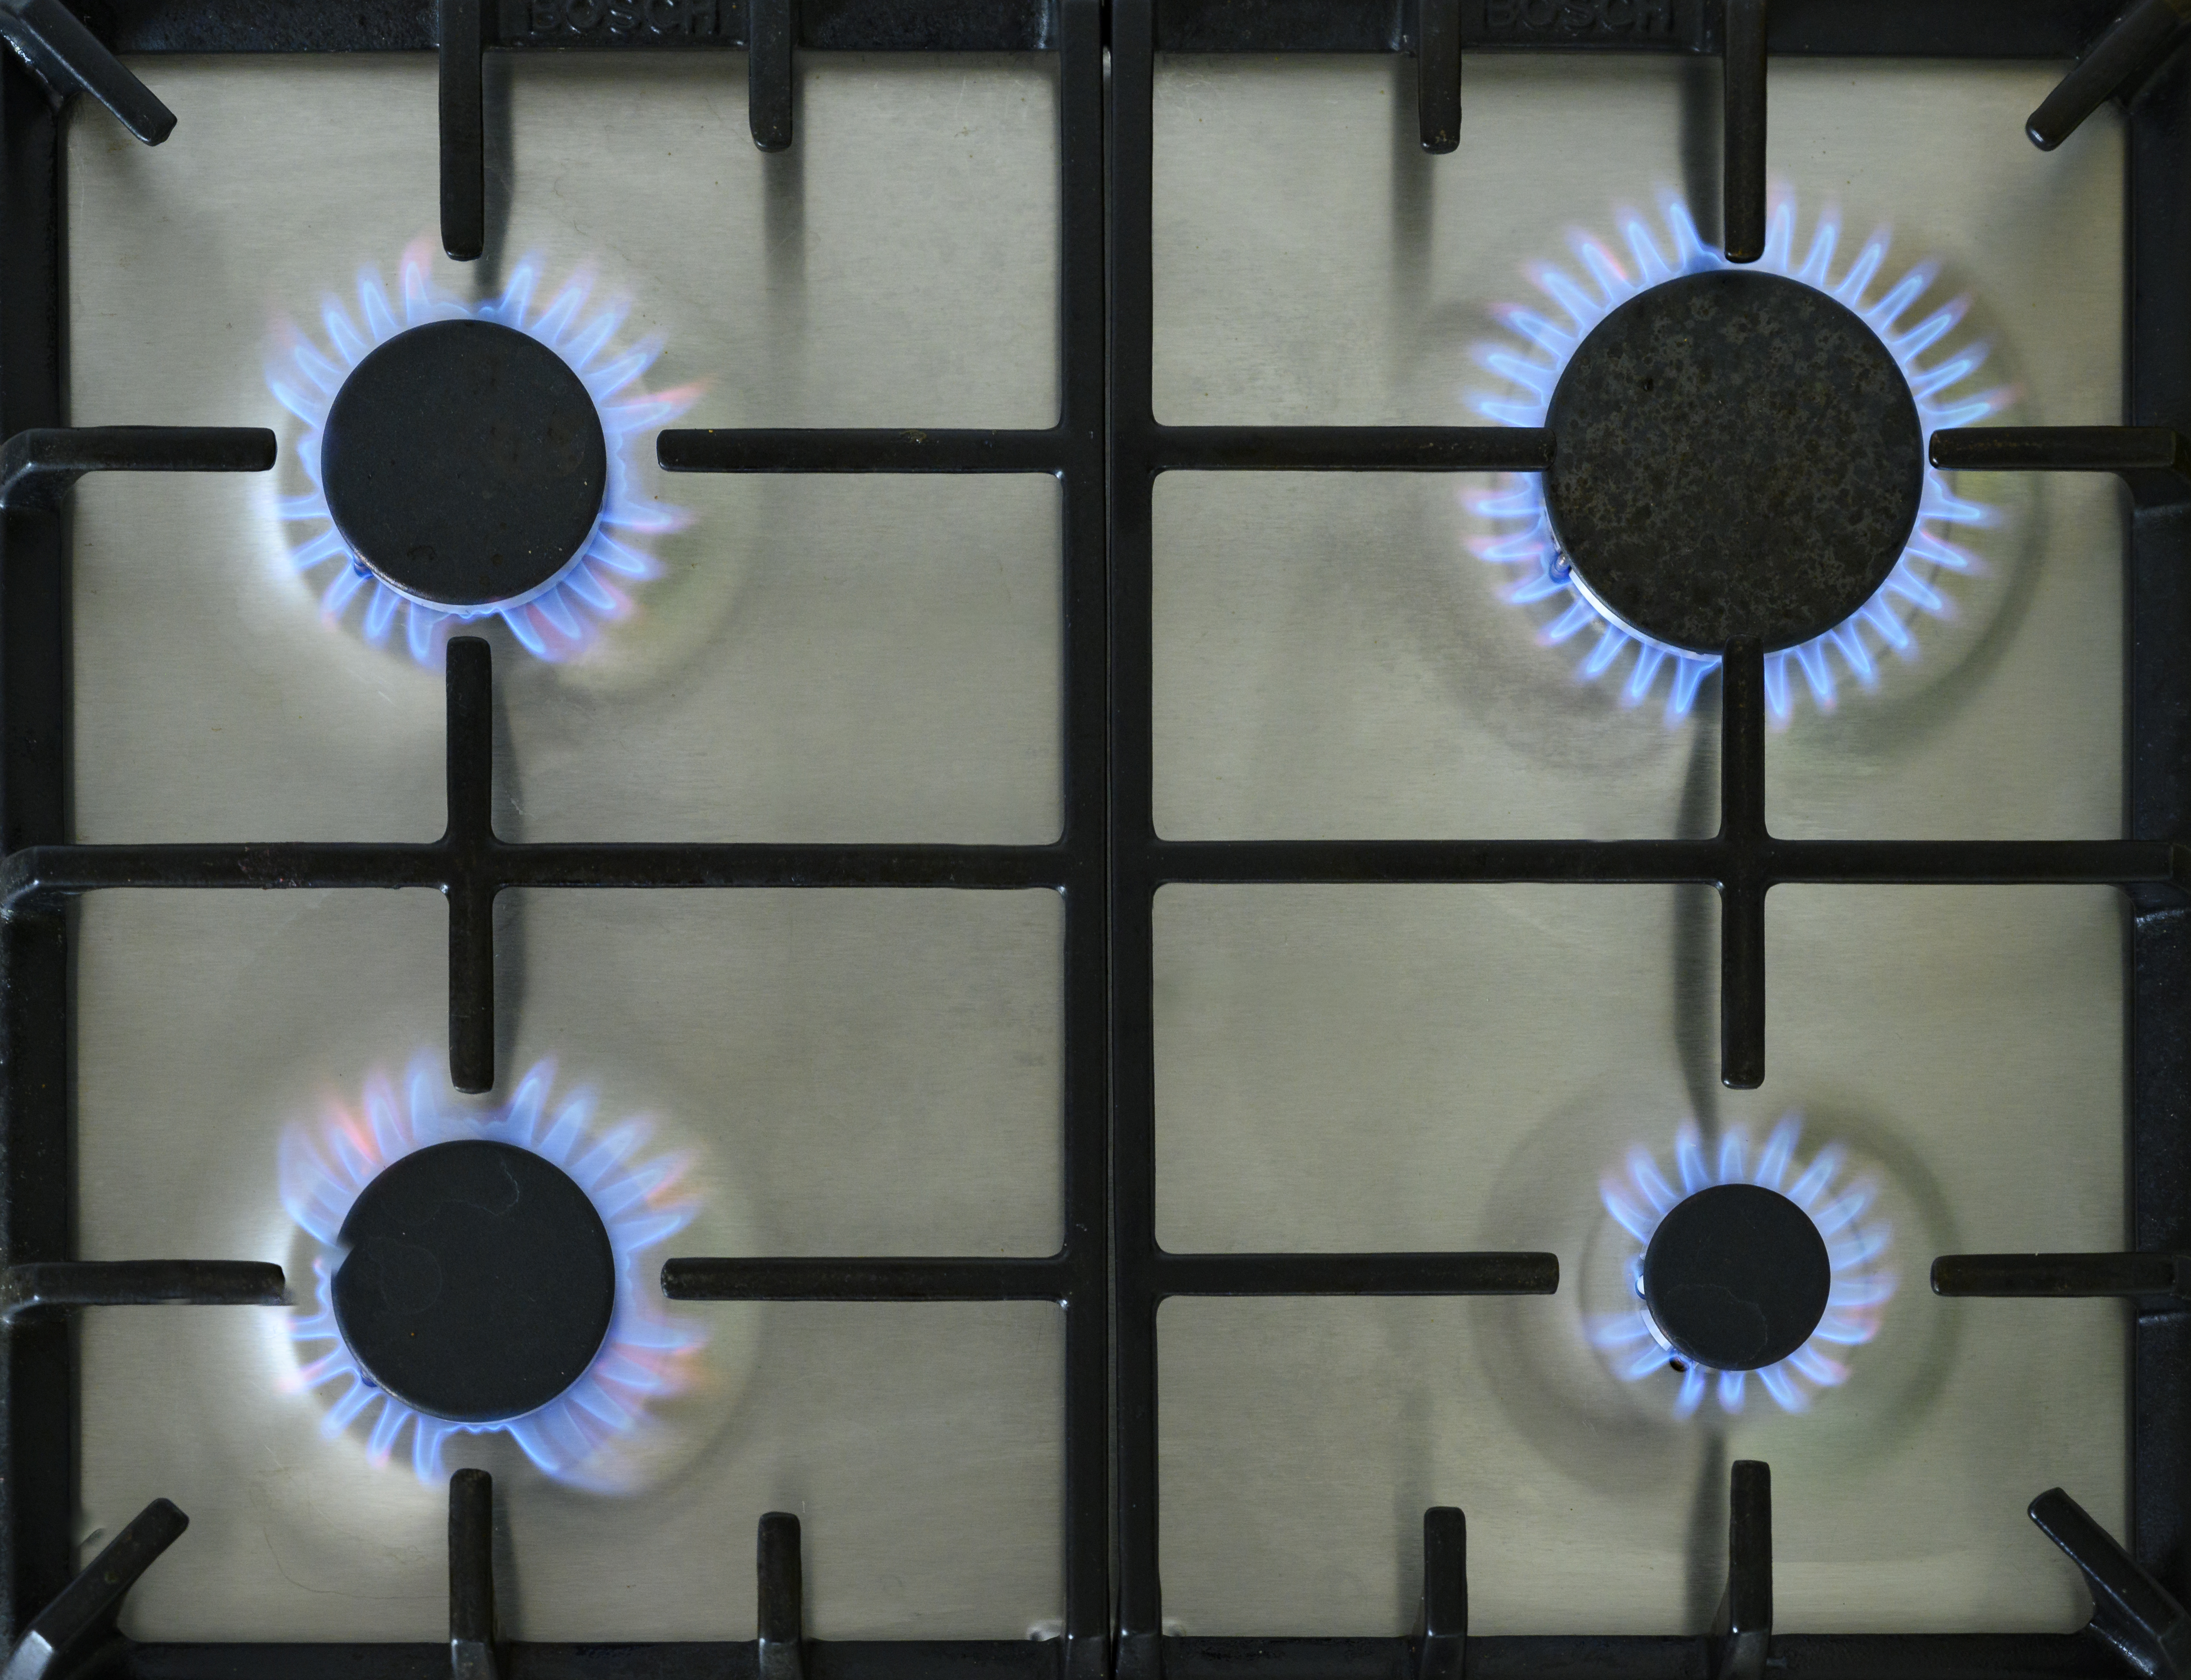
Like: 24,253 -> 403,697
1470,195 -> 2004,724
268,244 -> 696,663
279,1057 -> 703,1489
1591,1116 -> 1895,1417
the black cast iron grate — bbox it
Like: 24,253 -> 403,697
1,1 -> 2189,1677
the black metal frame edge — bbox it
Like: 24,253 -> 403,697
55,0 -> 2134,55
1,1 -> 2185,1677
99,1636 -> 2123,1680
0,40 -> 73,1652
2125,27 -> 2191,1614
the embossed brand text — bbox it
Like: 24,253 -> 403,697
522,0 -> 717,38
1481,0 -> 1675,35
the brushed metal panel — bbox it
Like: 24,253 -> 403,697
75,888 -> 1065,1638
1151,57 -> 2120,840
495,473 -> 1062,845
85,1299 -> 1064,1642
1154,882 -> 2123,1633
67,54 -> 1061,843
1152,469 -> 1728,840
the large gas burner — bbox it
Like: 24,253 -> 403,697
1594,1118 -> 1897,1417
1469,194 -> 2004,724
1544,268 -> 1926,657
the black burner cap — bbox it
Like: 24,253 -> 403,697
320,318 -> 607,610
1544,268 -> 1924,656
1641,1181 -> 1831,1372
332,1138 -> 617,1423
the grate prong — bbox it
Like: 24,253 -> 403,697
0,1499 -> 186,1680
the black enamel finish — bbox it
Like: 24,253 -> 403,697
321,320 -> 605,609
1712,1463 -> 1773,1680
0,425 -> 272,512
748,0 -> 793,148
2025,0 -> 2191,150
1722,0 -> 1766,262
449,1471 -> 498,1680
1932,1252 -> 2191,1297
0,1500 -> 185,1680
2030,1488 -> 2191,1678
1544,269 -> 1924,655
332,1140 -> 615,1423
757,1514 -> 804,1680
0,1260 -> 284,1323
0,0 -> 173,143
1642,1184 -> 1830,1370
437,0 -> 484,261
1415,0 -> 1461,151
0,0 -> 2137,53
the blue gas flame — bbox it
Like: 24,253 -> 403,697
1590,1116 -> 1896,1418
268,240 -> 697,664
1469,194 -> 2007,725
279,1056 -> 705,1490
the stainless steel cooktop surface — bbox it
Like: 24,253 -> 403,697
63,44 -> 2126,1648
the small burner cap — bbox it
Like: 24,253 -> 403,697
320,318 -> 607,609
1642,1181 -> 1831,1372
1544,268 -> 1924,655
332,1139 -> 616,1423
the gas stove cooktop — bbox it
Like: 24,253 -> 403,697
4,2 -> 2189,1678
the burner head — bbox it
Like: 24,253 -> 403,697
1543,268 -> 1924,656
320,319 -> 608,610
332,1138 -> 617,1423
1641,1181 -> 1831,1372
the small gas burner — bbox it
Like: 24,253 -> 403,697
331,1138 -> 617,1424
1594,1116 -> 1896,1417
1543,268 -> 1925,657
320,320 -> 609,612
1639,1181 -> 1832,1372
